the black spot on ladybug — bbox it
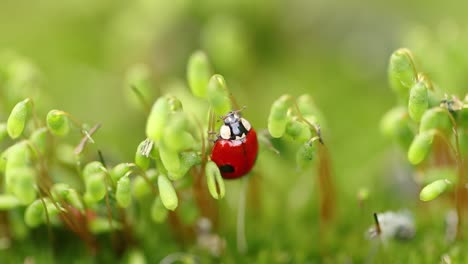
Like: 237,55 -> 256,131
219,164 -> 235,173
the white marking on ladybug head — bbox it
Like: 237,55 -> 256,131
241,118 -> 251,131
220,125 -> 231,140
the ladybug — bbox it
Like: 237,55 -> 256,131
211,111 -> 258,179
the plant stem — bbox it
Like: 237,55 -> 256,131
445,110 -> 465,240
237,177 -> 248,254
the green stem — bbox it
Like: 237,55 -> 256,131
237,177 -> 248,254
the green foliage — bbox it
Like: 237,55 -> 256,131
388,48 -> 417,102
267,95 -> 293,138
46,110 -> 70,136
407,129 -> 436,165
157,175 -> 178,211
146,97 -> 170,142
116,174 -> 132,208
205,160 -> 225,200
380,107 -> 414,148
206,74 -> 232,116
7,98 -> 32,139
187,50 -> 212,98
150,196 -> 168,223
408,80 -> 429,122
382,47 -> 467,240
420,179 -> 452,201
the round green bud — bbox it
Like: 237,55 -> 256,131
5,141 -> 31,171
408,130 -> 436,165
84,172 -> 107,203
380,107 -> 414,148
159,141 -> 180,173
268,95 -> 294,138
166,95 -> 183,112
419,108 -> 452,135
82,161 -> 106,180
24,198 -> 59,228
296,94 -> 316,116
10,167 -> 36,204
135,141 -> 151,170
51,183 -> 84,212
420,179 -> 452,202
168,151 -> 202,180
24,199 -> 45,227
285,118 -> 312,143
110,163 -> 132,183
388,48 -> 417,101
132,169 -> 158,199
7,98 -> 32,139
296,141 -> 316,170
187,50 -> 212,98
157,175 -> 178,211
88,217 -> 122,234
146,97 -> 170,142
46,110 -> 70,137
0,194 -> 20,210
116,174 -> 132,208
29,127 -> 49,156
0,123 -> 8,143
151,196 -> 168,223
5,142 -> 33,194
205,161 -> 225,200
132,177 -> 149,199
207,75 -> 232,116
163,113 -> 195,152
408,81 -> 428,122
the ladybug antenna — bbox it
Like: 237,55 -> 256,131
233,106 -> 247,115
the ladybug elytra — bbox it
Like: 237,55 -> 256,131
210,111 -> 258,179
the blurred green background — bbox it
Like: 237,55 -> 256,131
1,0 -> 467,262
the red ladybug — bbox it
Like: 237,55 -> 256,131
211,111 -> 258,179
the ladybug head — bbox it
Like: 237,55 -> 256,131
219,111 -> 252,140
